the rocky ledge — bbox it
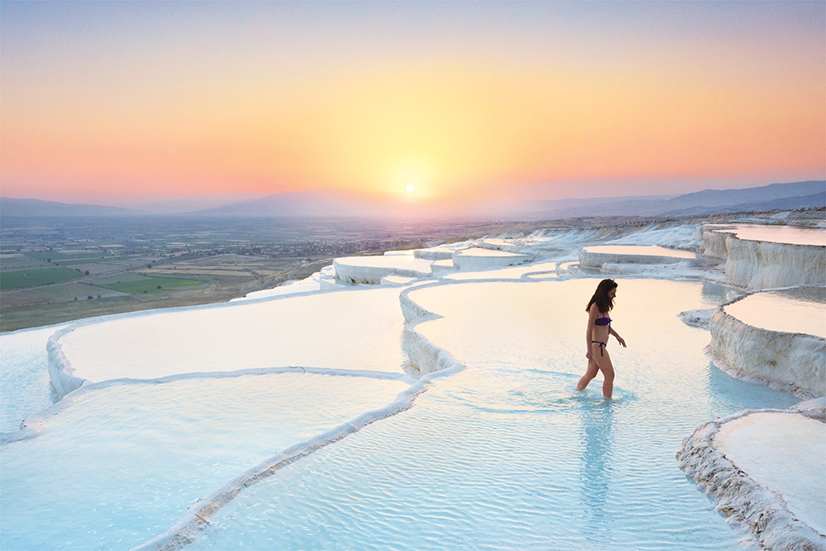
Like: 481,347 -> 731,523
677,401 -> 826,551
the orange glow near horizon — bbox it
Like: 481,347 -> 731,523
1,2 -> 824,205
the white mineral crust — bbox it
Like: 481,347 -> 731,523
333,255 -> 434,284
703,226 -> 826,289
579,245 -> 695,268
451,247 -> 530,270
708,297 -> 826,397
678,409 -> 826,551
714,412 -> 826,537
413,247 -> 459,260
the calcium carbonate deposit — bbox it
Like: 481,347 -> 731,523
703,224 -> 826,289
580,245 -> 696,268
2,213 -> 824,551
709,288 -> 826,398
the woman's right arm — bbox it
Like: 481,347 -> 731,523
585,303 -> 597,359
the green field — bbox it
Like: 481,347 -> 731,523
89,273 -> 151,285
0,267 -> 82,290
23,251 -> 93,261
58,257 -> 110,266
21,252 -> 70,260
102,277 -> 203,294
23,252 -> 110,265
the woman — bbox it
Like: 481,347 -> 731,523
577,278 -> 626,399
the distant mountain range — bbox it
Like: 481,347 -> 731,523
0,198 -> 139,218
513,180 -> 826,219
2,180 -> 823,221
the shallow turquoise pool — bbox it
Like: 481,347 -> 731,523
187,279 -> 799,550
0,279 -> 800,550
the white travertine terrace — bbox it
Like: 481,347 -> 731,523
430,258 -> 457,275
525,272 -> 557,279
702,226 -> 733,260
678,407 -> 826,551
318,265 -> 349,290
707,224 -> 826,247
556,261 -> 579,274
702,224 -> 826,289
230,275 -> 321,302
714,412 -> 826,536
380,275 -> 418,286
413,247 -> 458,260
443,261 -> 557,281
723,288 -> 826,340
319,276 -> 353,290
48,288 -> 409,396
481,237 -> 516,248
708,289 -> 826,397
451,247 -> 530,270
678,308 -> 714,329
579,245 -> 695,268
333,255 -> 434,284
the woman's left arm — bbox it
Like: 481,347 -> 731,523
610,327 -> 627,347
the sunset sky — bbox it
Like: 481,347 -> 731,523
1,1 -> 824,208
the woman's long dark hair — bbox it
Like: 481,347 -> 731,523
586,279 -> 618,314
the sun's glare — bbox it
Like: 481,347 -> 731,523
406,184 -> 416,193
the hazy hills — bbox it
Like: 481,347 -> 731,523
195,189 -> 387,218
2,180 -> 823,221
0,198 -> 139,218
515,180 -> 825,219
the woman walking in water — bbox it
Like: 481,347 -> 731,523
577,279 -> 626,399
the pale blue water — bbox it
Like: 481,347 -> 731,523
0,279 -> 800,550
188,279 -> 798,551
1,373 -> 409,550
0,325 -> 63,433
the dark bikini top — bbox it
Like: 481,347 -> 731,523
595,316 -> 612,326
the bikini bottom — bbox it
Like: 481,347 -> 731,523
591,340 -> 607,357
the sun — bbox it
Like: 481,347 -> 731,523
406,184 -> 416,193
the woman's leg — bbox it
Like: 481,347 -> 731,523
593,352 -> 615,399
577,358 -> 600,391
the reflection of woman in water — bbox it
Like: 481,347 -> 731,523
577,279 -> 626,399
